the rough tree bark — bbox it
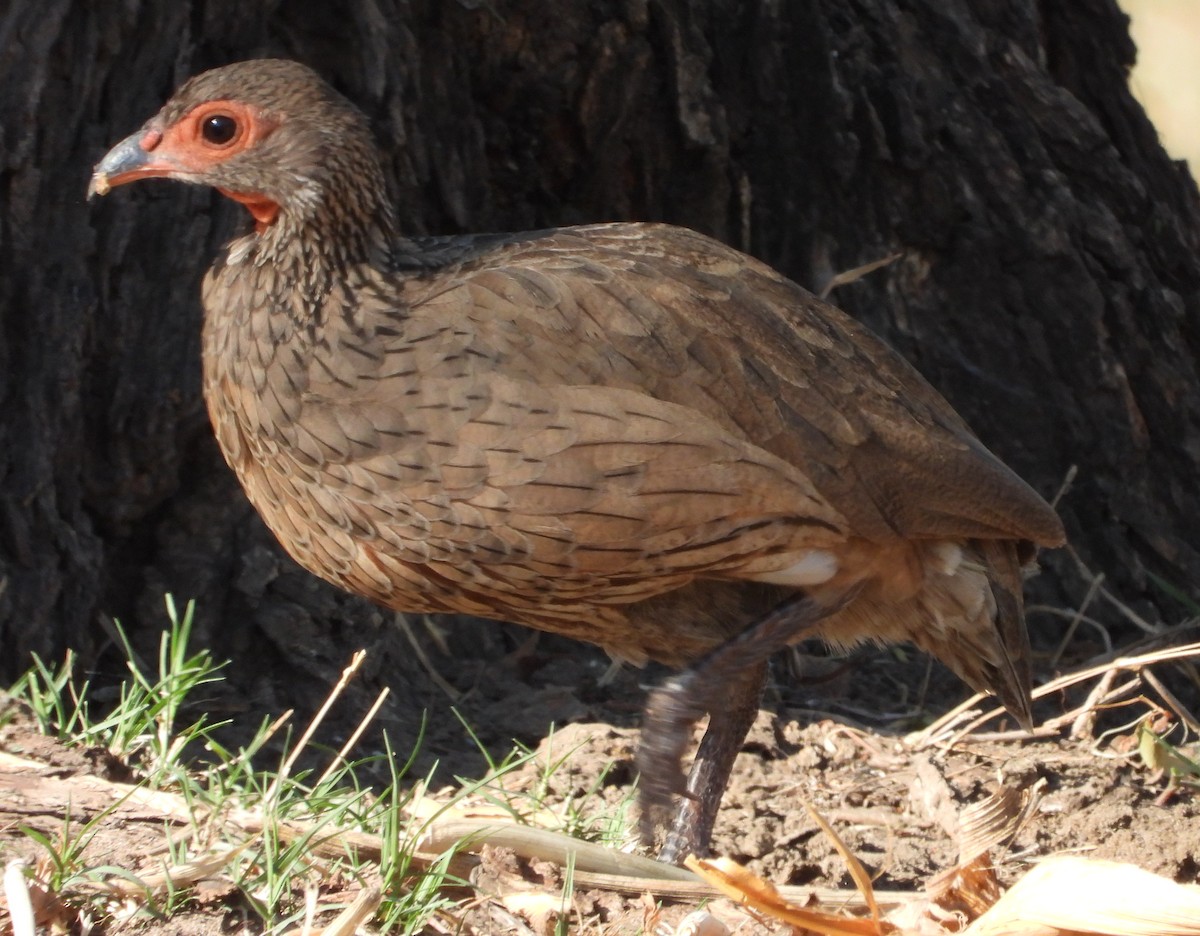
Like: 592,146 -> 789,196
1,1 -> 1196,723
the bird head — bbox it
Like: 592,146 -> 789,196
89,59 -> 391,237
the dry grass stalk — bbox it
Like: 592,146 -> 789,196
264,649 -> 368,804
908,641 -> 1200,750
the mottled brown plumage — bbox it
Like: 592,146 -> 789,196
90,59 -> 1065,861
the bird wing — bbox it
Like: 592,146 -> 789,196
385,222 -> 1065,546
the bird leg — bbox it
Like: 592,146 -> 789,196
637,590 -> 857,863
656,661 -> 766,864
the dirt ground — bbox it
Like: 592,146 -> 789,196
2,623 -> 1199,934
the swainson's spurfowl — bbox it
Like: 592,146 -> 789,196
89,59 -> 1064,862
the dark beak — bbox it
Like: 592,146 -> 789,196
87,129 -> 180,199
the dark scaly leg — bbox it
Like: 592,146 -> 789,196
637,590 -> 858,863
657,661 -> 766,863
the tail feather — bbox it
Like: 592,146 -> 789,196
916,539 -> 1033,728
810,539 -> 1035,727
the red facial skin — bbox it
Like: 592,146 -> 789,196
93,100 -> 280,232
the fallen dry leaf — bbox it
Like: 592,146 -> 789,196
685,855 -> 890,935
966,855 -> 1200,936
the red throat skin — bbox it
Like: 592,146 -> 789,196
218,188 -> 280,233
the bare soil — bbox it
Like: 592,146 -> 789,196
2,627 -> 1198,934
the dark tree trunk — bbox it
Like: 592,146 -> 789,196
2,1 -> 1197,725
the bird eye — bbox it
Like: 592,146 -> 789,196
201,114 -> 239,145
